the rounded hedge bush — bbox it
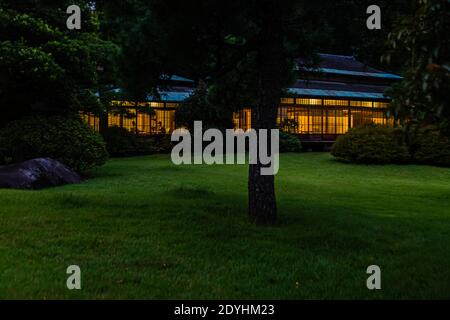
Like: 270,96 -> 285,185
279,131 -> 302,153
101,126 -> 173,157
0,116 -> 108,172
101,126 -> 141,157
410,127 -> 450,167
331,124 -> 410,164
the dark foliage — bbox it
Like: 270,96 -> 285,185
331,124 -> 410,164
0,1 -> 119,124
0,116 -> 108,172
409,126 -> 450,167
175,83 -> 235,132
385,0 -> 450,133
102,126 -> 172,157
279,132 -> 302,153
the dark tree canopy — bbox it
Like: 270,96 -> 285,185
116,0 -> 325,224
0,0 -> 118,124
109,0 -> 417,224
385,0 -> 450,133
310,0 -> 413,72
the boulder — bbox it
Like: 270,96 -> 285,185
0,158 -> 81,190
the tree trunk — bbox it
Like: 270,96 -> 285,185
248,1 -> 286,225
248,76 -> 280,225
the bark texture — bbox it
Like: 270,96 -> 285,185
248,0 -> 287,225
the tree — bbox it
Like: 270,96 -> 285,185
384,0 -> 450,133
0,1 -> 118,125
109,0 -> 413,224
114,0 -> 324,224
311,0 -> 412,71
175,82 -> 235,132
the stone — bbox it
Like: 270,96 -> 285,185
0,158 -> 81,190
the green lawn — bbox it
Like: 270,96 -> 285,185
0,153 -> 449,299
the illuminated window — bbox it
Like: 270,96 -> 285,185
108,112 -> 121,128
351,109 -> 374,127
372,110 -> 387,125
122,109 -> 137,132
325,109 -> 336,134
150,102 -> 165,108
374,102 -> 389,108
324,99 -> 349,106
166,103 -> 179,109
277,106 -> 309,134
233,108 -> 252,131
281,98 -> 295,105
111,100 -> 135,107
350,101 -> 373,108
80,112 -> 100,131
296,98 -> 322,105
336,109 -> 349,134
309,108 -> 322,134
111,100 -> 167,108
137,111 -> 151,134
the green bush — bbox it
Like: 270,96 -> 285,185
102,127 -> 173,157
279,131 -> 302,153
410,127 -> 450,167
0,116 -> 108,172
331,124 -> 410,164
102,126 -> 142,157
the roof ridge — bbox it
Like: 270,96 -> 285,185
318,53 -> 355,59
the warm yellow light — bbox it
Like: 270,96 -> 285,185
350,101 -> 373,107
374,102 -> 389,108
281,98 -> 295,104
297,98 -> 322,105
324,99 -> 349,106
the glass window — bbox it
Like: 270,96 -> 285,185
233,108 -> 252,132
80,112 -> 100,131
108,111 -> 121,128
166,103 -> 179,109
150,102 -> 165,108
350,101 -> 373,108
324,99 -> 349,106
309,108 -> 322,134
296,98 -> 322,105
281,98 -> 295,105
372,110 -> 387,125
374,102 -> 389,108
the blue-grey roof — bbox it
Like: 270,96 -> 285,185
148,89 -> 194,102
317,68 -> 402,80
96,87 -> 194,102
161,75 -> 195,83
287,88 -> 387,100
297,54 -> 402,80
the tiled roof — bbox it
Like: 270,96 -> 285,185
292,80 -> 388,94
288,88 -> 386,100
317,54 -> 383,73
288,79 -> 390,100
298,54 -> 401,80
147,86 -> 194,102
105,55 -> 400,102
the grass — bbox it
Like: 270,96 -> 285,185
0,153 -> 449,299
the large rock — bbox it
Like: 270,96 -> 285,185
0,158 -> 81,190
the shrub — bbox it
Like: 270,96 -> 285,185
410,126 -> 450,167
279,131 -> 302,153
331,124 -> 410,164
0,116 -> 108,172
101,127 -> 173,157
151,134 -> 174,154
101,126 -> 142,157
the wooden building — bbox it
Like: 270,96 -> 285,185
82,54 -> 401,142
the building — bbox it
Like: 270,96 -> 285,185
82,54 -> 401,143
